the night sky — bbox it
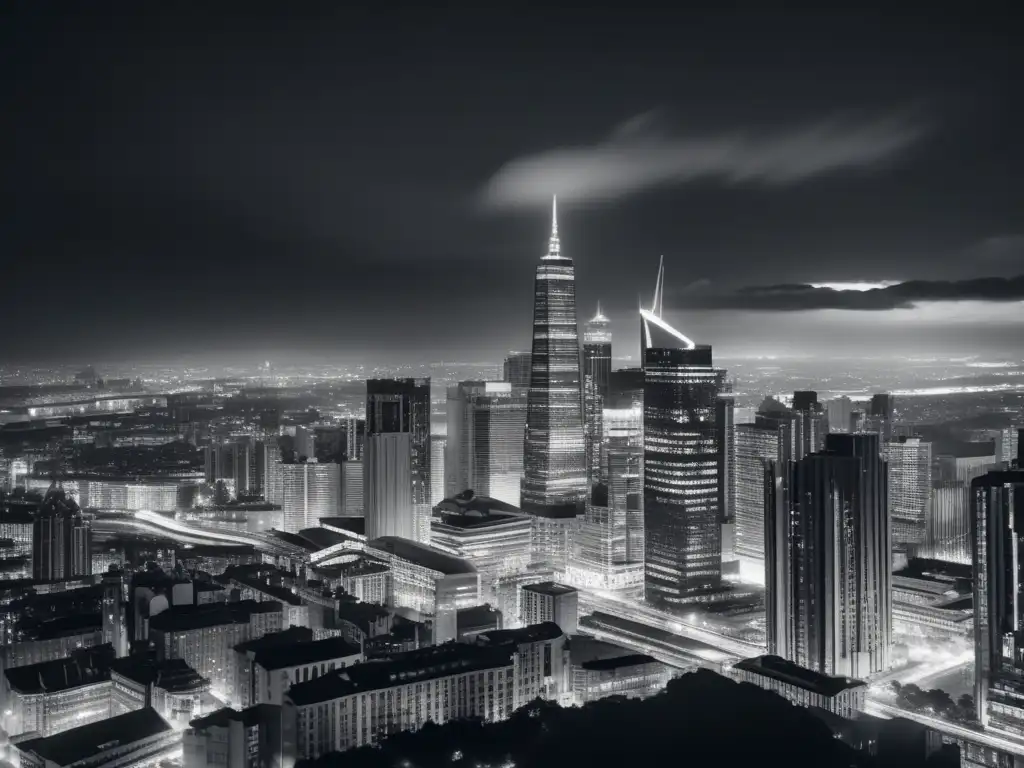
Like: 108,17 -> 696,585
3,5 -> 1020,365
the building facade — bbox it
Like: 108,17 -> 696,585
971,467 -> 1024,735
765,434 -> 891,679
267,460 -> 340,534
445,381 -> 526,508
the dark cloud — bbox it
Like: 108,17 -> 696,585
481,111 -> 928,209
682,275 -> 1024,311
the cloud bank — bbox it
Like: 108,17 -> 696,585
481,111 -> 927,208
684,275 -> 1024,311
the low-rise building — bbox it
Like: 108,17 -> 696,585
474,622 -> 570,708
148,600 -> 285,703
244,635 -> 362,706
283,643 -> 516,759
110,656 -> 211,728
364,536 -> 480,644
430,494 -> 532,604
731,655 -> 867,718
3,644 -> 114,737
13,707 -> 179,768
183,704 -> 283,768
520,582 -> 578,634
233,627 -> 314,709
569,637 -> 673,704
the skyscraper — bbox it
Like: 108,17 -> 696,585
865,393 -> 895,439
521,197 -> 587,566
642,260 -> 723,608
430,434 -> 446,507
445,381 -> 526,507
502,352 -> 532,389
884,436 -> 932,546
765,433 -> 891,678
366,378 -> 431,542
364,433 -> 414,540
567,445 -> 645,598
32,483 -> 91,581
971,466 -> 1024,734
267,460 -> 341,533
733,396 -> 826,581
583,304 -> 612,485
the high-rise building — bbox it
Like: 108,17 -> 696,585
642,260 -> 723,608
884,436 -> 932,546
343,418 -> 365,461
521,582 -> 578,634
363,433 -> 413,541
521,198 -> 587,566
826,396 -> 854,434
366,378 -> 431,542
32,484 -> 91,581
971,467 -> 1024,735
865,393 -> 895,439
341,460 -> 363,516
765,434 -> 891,678
267,460 -> 340,533
583,304 -> 612,485
995,426 -> 1021,467
733,397 -> 821,581
503,352 -> 532,389
430,434 -> 446,507
445,381 -> 526,507
566,445 -> 644,598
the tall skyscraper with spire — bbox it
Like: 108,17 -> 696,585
522,197 -> 587,568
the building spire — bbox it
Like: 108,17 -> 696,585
651,255 -> 665,317
545,195 -> 561,258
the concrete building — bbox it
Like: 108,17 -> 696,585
430,491 -> 532,604
183,705 -> 284,768
520,582 -> 578,634
109,656 -> 211,728
13,707 -> 178,768
266,460 -> 340,534
148,601 -> 286,704
732,655 -> 867,718
364,536 -> 479,644
3,645 -> 114,738
363,433 -> 413,541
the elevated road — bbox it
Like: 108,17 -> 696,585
92,511 -> 310,559
865,700 -> 1024,758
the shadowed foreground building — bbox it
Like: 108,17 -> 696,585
766,433 -> 891,679
13,707 -> 179,768
971,466 -> 1024,735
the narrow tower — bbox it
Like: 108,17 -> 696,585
522,197 -> 587,567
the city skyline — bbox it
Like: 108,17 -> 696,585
2,5 -> 1021,364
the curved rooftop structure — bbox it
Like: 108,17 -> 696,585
639,256 -> 696,353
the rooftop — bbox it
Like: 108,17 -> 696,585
367,536 -> 476,575
189,703 -> 279,731
110,657 -> 209,692
336,598 -> 390,632
235,626 -> 314,655
287,643 -> 512,706
254,636 -> 361,670
476,621 -> 564,646
522,581 -> 577,598
734,655 -> 866,697
314,556 -> 389,579
433,492 -> 525,529
297,527 -> 349,550
5,644 -> 114,694
148,600 -> 282,633
225,572 -> 303,605
319,517 -> 366,537
581,653 -> 660,671
16,707 -> 171,767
